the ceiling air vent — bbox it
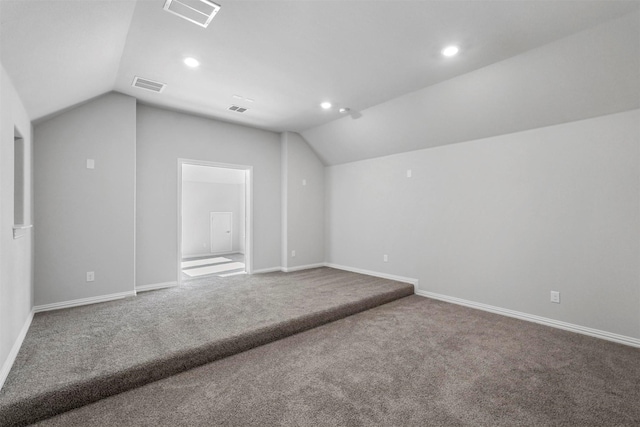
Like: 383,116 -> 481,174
228,105 -> 248,113
163,0 -> 221,28
132,76 -> 166,93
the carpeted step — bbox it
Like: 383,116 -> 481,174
0,268 -> 414,426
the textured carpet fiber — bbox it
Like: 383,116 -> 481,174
33,295 -> 640,427
0,268 -> 413,426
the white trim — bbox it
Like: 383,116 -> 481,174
252,266 -> 282,274
0,310 -> 34,391
282,263 -> 326,273
12,224 -> 33,239
245,167 -> 253,274
324,263 -> 419,287
33,291 -> 136,313
416,290 -> 640,349
281,133 -> 288,271
136,281 -> 177,293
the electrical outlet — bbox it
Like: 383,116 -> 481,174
383,254 -> 388,262
86,271 -> 95,282
406,169 -> 412,178
291,250 -> 296,257
302,179 -> 307,186
550,291 -> 560,303
86,159 -> 95,169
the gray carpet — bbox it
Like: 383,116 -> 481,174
0,267 -> 413,426
32,295 -> 640,427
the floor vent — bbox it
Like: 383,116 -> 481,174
163,0 -> 221,28
228,105 -> 248,113
132,76 -> 166,93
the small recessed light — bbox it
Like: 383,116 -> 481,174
441,46 -> 459,57
320,102 -> 332,109
184,57 -> 200,68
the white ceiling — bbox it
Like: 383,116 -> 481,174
303,10 -> 640,165
2,0 -> 638,134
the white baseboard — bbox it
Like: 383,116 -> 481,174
0,309 -> 34,391
136,281 -> 177,293
251,266 -> 282,274
282,263 -> 326,273
33,290 -> 137,313
416,290 -> 640,348
324,263 -> 419,288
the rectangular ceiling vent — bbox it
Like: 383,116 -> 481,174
132,76 -> 166,93
228,105 -> 248,113
163,0 -> 221,28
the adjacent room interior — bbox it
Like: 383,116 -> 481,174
0,0 -> 639,425
180,162 -> 248,280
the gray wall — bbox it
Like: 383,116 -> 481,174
281,132 -> 324,270
136,105 -> 281,286
34,93 -> 136,306
182,181 -> 245,256
325,110 -> 640,339
0,64 -> 33,387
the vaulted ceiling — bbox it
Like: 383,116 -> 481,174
1,0 -> 639,164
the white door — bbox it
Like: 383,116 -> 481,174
210,212 -> 232,254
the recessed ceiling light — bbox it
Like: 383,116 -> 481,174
320,102 -> 332,109
441,46 -> 459,57
184,57 -> 200,68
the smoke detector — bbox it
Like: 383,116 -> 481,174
163,0 -> 221,28
132,76 -> 166,93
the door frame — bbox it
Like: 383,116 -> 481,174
209,211 -> 233,254
177,158 -> 253,285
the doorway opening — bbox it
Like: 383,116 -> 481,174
178,159 -> 252,284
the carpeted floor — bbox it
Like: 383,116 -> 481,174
0,267 -> 413,426
33,295 -> 640,427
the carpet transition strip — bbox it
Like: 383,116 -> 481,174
182,262 -> 245,277
180,257 -> 231,268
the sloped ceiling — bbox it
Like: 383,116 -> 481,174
0,0 -> 136,121
303,11 -> 640,165
1,0 -> 639,164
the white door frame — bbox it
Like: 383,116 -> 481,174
210,211 -> 233,254
177,158 -> 253,285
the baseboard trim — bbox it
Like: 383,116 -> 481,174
251,267 -> 282,274
0,309 -> 34,391
325,263 -> 419,288
136,281 -> 177,293
416,290 -> 640,348
282,263 -> 326,273
33,291 -> 137,313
